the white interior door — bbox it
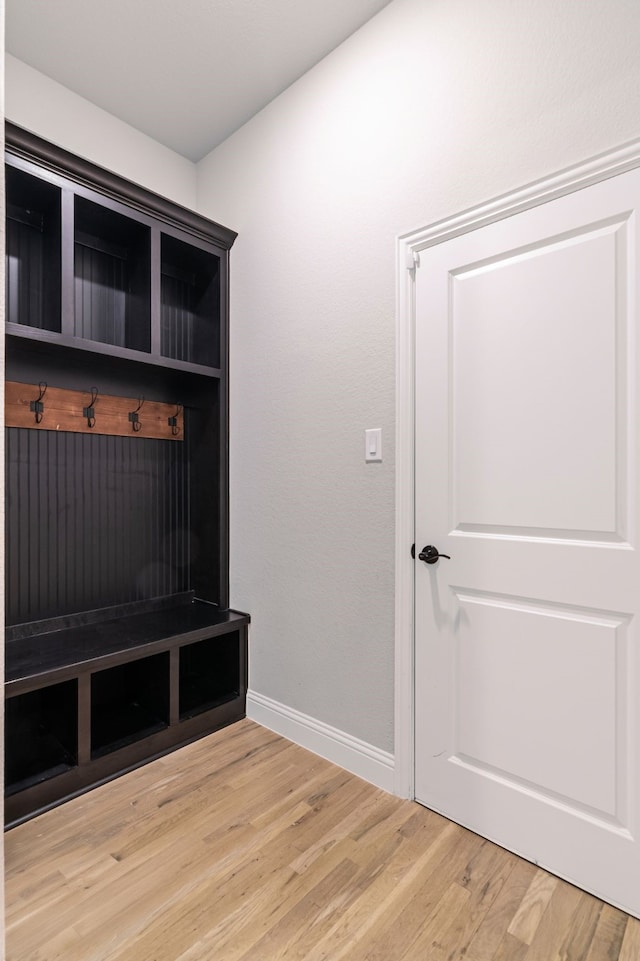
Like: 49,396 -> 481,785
414,167 -> 640,918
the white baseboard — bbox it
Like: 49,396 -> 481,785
246,690 -> 395,794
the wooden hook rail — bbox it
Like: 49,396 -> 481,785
5,382 -> 184,441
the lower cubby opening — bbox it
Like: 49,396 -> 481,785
5,680 -> 78,796
91,653 -> 170,759
179,631 -> 240,720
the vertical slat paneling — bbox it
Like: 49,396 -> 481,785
160,238 -> 219,369
7,219 -> 44,330
161,273 -> 202,365
28,223 -> 44,328
56,428 -> 66,612
184,422 -> 191,582
75,245 -> 127,347
5,427 -> 191,624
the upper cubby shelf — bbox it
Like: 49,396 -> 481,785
6,165 -> 61,334
74,195 -> 151,353
5,122 -> 236,379
161,233 -> 220,369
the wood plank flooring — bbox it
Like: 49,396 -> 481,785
5,718 -> 639,960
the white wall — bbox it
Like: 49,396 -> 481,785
197,0 -> 640,755
5,55 -> 197,210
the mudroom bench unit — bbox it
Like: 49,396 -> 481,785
4,123 -> 249,827
5,597 -> 249,827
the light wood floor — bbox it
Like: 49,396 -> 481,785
5,718 -> 640,960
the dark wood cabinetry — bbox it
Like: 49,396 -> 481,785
4,123 -> 249,828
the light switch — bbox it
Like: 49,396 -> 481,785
365,428 -> 382,462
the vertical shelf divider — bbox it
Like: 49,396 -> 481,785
150,225 -> 162,357
60,188 -> 75,338
77,674 -> 91,766
170,647 -> 180,726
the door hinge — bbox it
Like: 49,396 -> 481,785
411,543 -> 415,559
407,249 -> 420,272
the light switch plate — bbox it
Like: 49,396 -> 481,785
365,428 -> 382,462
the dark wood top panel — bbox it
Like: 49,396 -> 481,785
6,601 -> 250,690
6,122 -> 237,251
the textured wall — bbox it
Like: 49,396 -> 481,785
196,0 -> 640,753
5,55 -> 197,210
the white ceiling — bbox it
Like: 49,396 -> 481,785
6,0 -> 393,162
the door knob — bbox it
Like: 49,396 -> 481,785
418,545 -> 451,565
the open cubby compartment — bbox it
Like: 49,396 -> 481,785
5,680 -> 78,795
75,196 -> 151,352
91,652 -> 170,759
161,233 -> 220,368
6,165 -> 61,333
179,631 -> 240,719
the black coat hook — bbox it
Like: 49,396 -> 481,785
83,387 -> 99,429
128,396 -> 144,432
30,382 -> 47,424
168,403 -> 183,436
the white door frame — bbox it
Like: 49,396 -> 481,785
394,136 -> 640,800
